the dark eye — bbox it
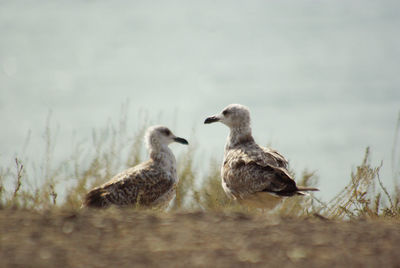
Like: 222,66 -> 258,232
161,129 -> 171,136
222,110 -> 229,116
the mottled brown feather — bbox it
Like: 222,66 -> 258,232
84,160 -> 175,208
222,143 -> 299,198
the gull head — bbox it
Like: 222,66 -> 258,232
204,104 -> 251,129
145,125 -> 188,150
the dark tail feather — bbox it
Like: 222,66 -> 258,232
83,188 -> 109,208
296,186 -> 319,195
297,186 -> 319,191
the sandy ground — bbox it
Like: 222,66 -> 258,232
0,209 -> 400,267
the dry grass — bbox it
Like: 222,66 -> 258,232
0,110 -> 399,220
1,110 -> 400,267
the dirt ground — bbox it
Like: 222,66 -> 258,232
0,209 -> 399,268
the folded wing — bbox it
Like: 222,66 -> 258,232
84,162 -> 173,208
223,147 -> 298,198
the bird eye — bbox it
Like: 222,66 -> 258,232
222,110 -> 229,116
160,128 -> 171,136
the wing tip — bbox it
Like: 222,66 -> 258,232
83,187 -> 109,208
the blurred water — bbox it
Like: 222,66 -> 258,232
1,0 -> 399,200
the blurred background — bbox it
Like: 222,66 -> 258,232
1,0 -> 399,201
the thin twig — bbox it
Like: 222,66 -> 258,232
50,184 -> 57,205
13,158 -> 23,199
377,171 -> 394,210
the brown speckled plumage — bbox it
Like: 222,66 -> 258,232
83,126 -> 188,209
222,141 -> 299,199
205,104 -> 318,208
84,161 -> 175,208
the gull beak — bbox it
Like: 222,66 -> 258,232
204,115 -> 220,124
173,136 -> 189,145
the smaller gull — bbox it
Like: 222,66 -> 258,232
204,104 -> 318,209
83,125 -> 188,209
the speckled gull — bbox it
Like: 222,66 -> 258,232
204,104 -> 318,209
83,125 -> 188,209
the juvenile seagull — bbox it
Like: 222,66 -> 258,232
204,104 -> 318,208
83,125 -> 188,209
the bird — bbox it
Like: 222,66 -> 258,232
83,125 -> 189,209
204,104 -> 318,209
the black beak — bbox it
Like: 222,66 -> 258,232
204,116 -> 220,124
174,137 -> 189,145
